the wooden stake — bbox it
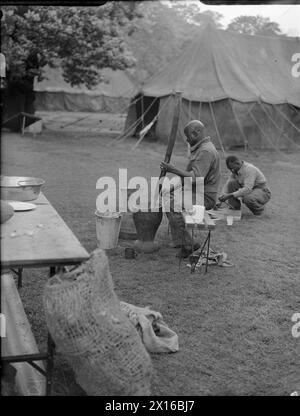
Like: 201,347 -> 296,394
158,92 -> 182,196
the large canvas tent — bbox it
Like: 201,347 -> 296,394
34,66 -> 138,113
124,25 -> 300,150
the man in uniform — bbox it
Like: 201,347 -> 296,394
218,155 -> 271,215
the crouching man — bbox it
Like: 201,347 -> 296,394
219,155 -> 271,215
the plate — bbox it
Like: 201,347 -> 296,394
7,201 -> 37,212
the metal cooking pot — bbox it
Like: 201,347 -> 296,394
0,176 -> 45,201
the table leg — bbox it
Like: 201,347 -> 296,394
17,268 -> 23,288
49,267 -> 56,278
45,333 -> 55,396
45,266 -> 57,396
178,230 -> 185,270
10,268 -> 23,288
190,231 -> 210,274
191,228 -> 194,253
205,231 -> 211,273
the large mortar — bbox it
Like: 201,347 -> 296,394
132,209 -> 163,253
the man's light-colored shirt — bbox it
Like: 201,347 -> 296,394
186,137 -> 221,195
223,161 -> 267,198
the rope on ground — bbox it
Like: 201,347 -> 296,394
257,100 -> 300,150
208,101 -> 227,158
60,95 -> 142,132
81,97 -> 140,137
60,114 -> 93,129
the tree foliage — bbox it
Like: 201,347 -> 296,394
123,1 -> 186,82
168,2 -> 223,28
1,2 -> 141,89
124,0 -> 224,81
1,1 -> 227,89
227,15 -> 283,37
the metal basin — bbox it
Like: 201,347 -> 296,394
0,176 -> 45,201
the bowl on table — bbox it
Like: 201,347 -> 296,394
0,176 -> 45,202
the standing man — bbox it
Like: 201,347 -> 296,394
218,155 -> 271,215
160,120 -> 221,257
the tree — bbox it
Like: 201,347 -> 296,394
123,1 -> 224,81
123,1 -> 187,81
1,3 -> 141,90
227,15 -> 283,37
166,1 -> 223,28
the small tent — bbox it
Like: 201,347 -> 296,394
124,25 -> 300,150
34,66 -> 138,113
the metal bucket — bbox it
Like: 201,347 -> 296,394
95,211 -> 122,249
0,176 -> 45,201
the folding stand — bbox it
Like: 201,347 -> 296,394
189,229 -> 211,273
179,210 -> 216,274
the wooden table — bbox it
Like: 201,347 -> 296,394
1,193 -> 90,395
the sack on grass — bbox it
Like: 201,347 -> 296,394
1,200 -> 14,224
43,249 -> 152,396
120,302 -> 179,354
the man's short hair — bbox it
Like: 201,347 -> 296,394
184,120 -> 205,137
225,155 -> 240,166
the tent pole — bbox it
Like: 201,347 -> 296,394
248,109 -> 289,159
257,100 -> 300,150
273,105 -> 300,135
208,101 -> 226,158
158,92 -> 182,196
228,99 -> 258,156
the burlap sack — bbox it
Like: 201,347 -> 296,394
120,302 -> 179,354
43,249 -> 152,396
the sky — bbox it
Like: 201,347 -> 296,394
165,1 -> 300,36
199,2 -> 300,36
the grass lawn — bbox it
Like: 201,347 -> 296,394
1,123 -> 299,396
